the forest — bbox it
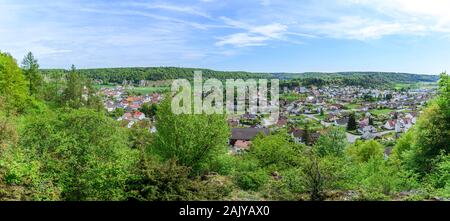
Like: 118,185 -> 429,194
1,51 -> 449,201
41,67 -> 439,88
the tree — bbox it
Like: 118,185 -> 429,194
127,156 -> 231,201
110,108 -> 125,118
140,103 -> 158,118
0,52 -> 28,113
399,73 -> 449,175
249,133 -> 301,170
314,126 -> 348,157
153,96 -> 229,174
303,121 -> 311,145
21,52 -> 43,98
385,94 -> 392,100
42,70 -> 64,103
346,140 -> 384,163
63,65 -> 84,108
19,108 -> 138,200
347,112 -> 357,131
369,117 -> 374,126
300,153 -> 350,201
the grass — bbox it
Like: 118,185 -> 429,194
314,114 -> 326,120
128,86 -> 170,94
345,103 -> 361,110
370,108 -> 395,116
94,84 -> 116,89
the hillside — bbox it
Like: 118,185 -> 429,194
41,67 -> 439,87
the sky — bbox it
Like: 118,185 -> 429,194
0,0 -> 449,74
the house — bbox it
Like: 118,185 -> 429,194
241,113 -> 258,120
291,129 -> 320,145
358,125 -> 377,134
227,118 -> 240,127
334,117 -> 349,126
129,103 -> 141,110
233,140 -> 252,153
328,104 -> 343,111
230,128 -> 270,153
276,117 -> 288,128
291,129 -> 306,144
105,102 -> 116,112
230,128 -> 270,144
358,118 -> 370,129
384,119 -> 396,130
133,111 -> 146,120
119,112 -> 133,121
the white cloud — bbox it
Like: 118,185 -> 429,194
217,17 -> 311,47
249,23 -> 288,39
216,33 -> 269,47
300,16 -> 428,40
345,0 -> 450,33
131,2 -> 211,18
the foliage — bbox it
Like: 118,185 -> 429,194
21,52 -> 43,98
153,97 -> 229,174
18,109 -> 138,200
314,127 -> 348,157
347,112 -> 357,131
139,103 -> 158,118
0,52 -> 28,113
235,169 -> 268,191
346,140 -> 384,163
127,156 -> 231,201
249,133 -> 300,171
299,153 -> 351,201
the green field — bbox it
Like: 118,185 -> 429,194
128,86 -> 170,94
94,84 -> 116,89
370,108 -> 395,115
345,103 -> 361,110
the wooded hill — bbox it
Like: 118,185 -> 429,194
41,67 -> 439,87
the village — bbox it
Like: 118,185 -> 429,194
98,84 -> 437,155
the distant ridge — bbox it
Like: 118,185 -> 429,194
41,67 -> 439,87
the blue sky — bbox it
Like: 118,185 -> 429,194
1,0 -> 449,74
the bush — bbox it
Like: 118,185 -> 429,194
235,169 -> 268,191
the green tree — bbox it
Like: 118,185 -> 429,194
347,113 -> 357,131
153,97 -> 229,174
314,126 -> 348,157
249,133 -> 301,170
127,154 -> 231,201
303,121 -> 311,145
42,70 -> 64,103
369,117 -> 374,126
0,52 -> 28,113
63,65 -> 84,108
140,103 -> 158,118
400,73 -> 449,175
19,109 -> 138,200
300,153 -> 350,201
21,52 -> 43,98
346,140 -> 384,163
